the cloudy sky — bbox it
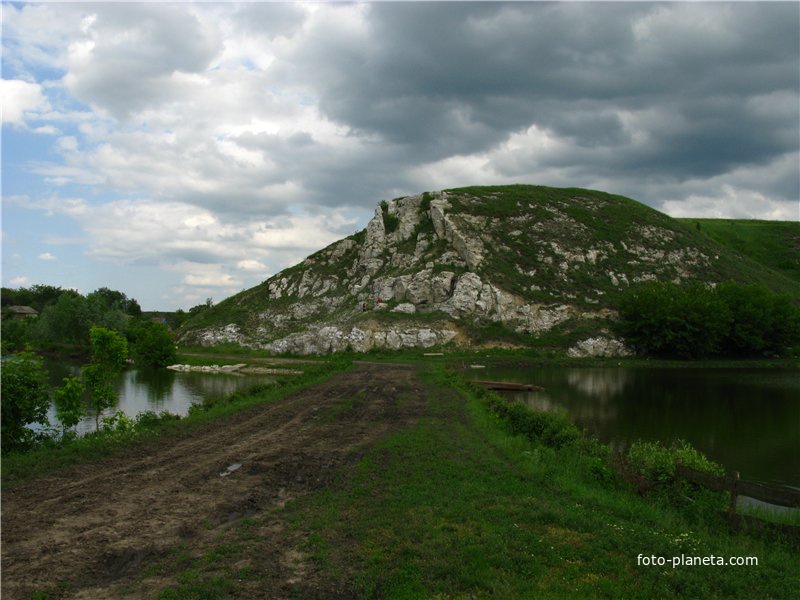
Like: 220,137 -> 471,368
2,2 -> 798,310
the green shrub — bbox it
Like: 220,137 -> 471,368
380,200 -> 400,234
84,326 -> 128,431
129,320 -> 177,367
420,191 -> 432,213
487,395 -> 580,449
627,439 -> 725,485
1,351 -> 52,453
53,376 -> 86,440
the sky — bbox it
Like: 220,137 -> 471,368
2,1 -> 799,311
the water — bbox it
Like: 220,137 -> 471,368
43,358 -> 277,436
471,364 -> 800,487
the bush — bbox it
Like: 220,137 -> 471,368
129,320 -> 176,367
380,200 -> 400,234
1,352 -> 51,453
53,376 -> 86,439
420,191 -> 433,213
616,281 -> 800,358
85,326 -> 128,431
627,439 -> 724,485
487,395 -> 580,449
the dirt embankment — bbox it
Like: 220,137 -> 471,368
1,362 -> 426,599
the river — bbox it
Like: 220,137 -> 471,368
469,363 -> 800,488
42,358 -> 278,436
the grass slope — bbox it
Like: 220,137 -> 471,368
445,185 -> 799,303
680,218 -> 800,294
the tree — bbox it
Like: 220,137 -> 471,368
84,326 -> 128,431
31,292 -> 92,349
716,282 -> 800,357
1,352 -> 51,453
129,321 -> 176,367
53,376 -> 86,440
1,284 -> 65,312
87,287 -> 141,317
1,318 -> 32,352
617,281 -> 800,358
616,282 -> 730,358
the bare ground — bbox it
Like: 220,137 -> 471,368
2,362 -> 426,599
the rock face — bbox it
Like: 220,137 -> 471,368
179,185 -> 727,355
567,336 -> 632,358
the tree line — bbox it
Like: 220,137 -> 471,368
615,281 -> 800,359
1,285 -> 180,454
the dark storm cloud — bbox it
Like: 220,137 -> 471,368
285,2 -> 798,200
65,3 -> 221,118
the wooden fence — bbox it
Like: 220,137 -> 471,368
674,459 -> 800,534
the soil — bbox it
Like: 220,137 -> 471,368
1,362 -> 427,599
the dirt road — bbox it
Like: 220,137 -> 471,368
2,362 -> 426,599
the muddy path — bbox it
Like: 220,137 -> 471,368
1,362 -> 426,599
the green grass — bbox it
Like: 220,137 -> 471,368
738,503 -> 800,528
682,219 -> 800,284
445,186 -> 800,306
60,359 -> 791,598
272,365 -> 799,598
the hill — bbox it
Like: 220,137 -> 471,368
178,185 -> 799,355
678,218 -> 800,296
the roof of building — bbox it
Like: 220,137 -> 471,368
7,305 -> 39,315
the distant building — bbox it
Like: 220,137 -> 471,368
7,306 -> 39,320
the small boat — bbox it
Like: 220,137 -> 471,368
471,380 -> 544,392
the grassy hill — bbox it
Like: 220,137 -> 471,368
179,185 -> 800,353
679,218 -> 800,296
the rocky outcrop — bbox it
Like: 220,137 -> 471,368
167,363 -> 247,373
430,197 -> 484,269
178,185 -> 727,356
567,336 -> 632,358
265,324 -> 458,355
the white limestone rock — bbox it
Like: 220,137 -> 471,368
392,303 -> 417,314
567,336 -> 632,358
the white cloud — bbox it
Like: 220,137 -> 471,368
62,4 -> 223,119
237,259 -> 267,272
38,252 -> 57,261
662,185 -> 798,220
3,194 -> 89,217
178,263 -> 243,288
33,125 -> 60,135
0,79 -> 50,126
2,2 -> 797,310
10,276 -> 31,287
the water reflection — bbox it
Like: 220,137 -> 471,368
566,368 -> 632,399
478,364 -> 800,487
42,359 -> 276,436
